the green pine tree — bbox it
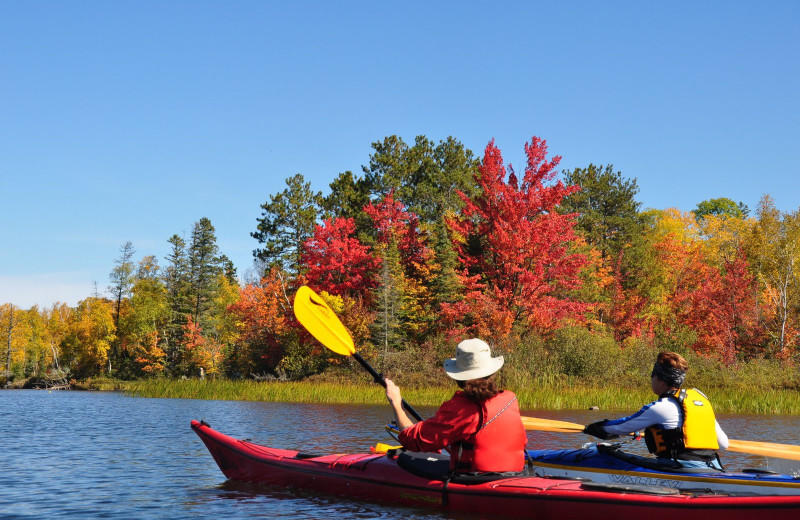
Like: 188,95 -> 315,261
252,173 -> 322,276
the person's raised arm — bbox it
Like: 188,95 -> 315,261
385,379 -> 415,430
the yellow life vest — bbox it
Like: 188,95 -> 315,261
681,388 -> 719,450
645,388 -> 719,460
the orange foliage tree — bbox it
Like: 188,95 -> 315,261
227,267 -> 295,375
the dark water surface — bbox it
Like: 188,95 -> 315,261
2,390 -> 800,519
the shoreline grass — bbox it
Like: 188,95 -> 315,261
115,378 -> 800,415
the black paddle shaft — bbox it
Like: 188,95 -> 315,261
352,352 -> 424,422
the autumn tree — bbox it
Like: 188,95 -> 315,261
559,164 -> 646,328
362,135 -> 479,310
60,297 -> 116,378
227,268 -> 295,377
118,256 -> 169,377
1,304 -> 20,374
300,217 -> 380,300
364,191 -> 435,351
204,273 -> 241,377
176,316 -> 215,377
252,173 -> 322,276
44,303 -> 72,375
444,138 -> 589,339
19,307 -> 46,377
746,196 -> 800,356
108,241 -> 136,374
628,209 -> 761,361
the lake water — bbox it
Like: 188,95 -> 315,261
2,390 -> 800,519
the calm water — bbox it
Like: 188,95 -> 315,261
2,390 -> 800,519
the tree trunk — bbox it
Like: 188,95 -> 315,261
5,305 -> 14,373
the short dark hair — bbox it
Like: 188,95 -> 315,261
458,375 -> 501,402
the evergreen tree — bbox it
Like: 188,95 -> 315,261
322,171 -> 372,230
362,135 -> 479,319
188,217 -> 222,331
218,254 -> 238,286
252,173 -> 322,276
163,234 -> 191,370
429,220 -> 462,308
560,164 -> 644,260
362,135 -> 479,225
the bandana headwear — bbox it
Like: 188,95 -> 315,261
651,362 -> 686,388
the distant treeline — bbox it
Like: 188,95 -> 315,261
2,135 -> 800,389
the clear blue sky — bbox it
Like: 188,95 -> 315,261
2,1 -> 798,309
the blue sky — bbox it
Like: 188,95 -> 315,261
1,1 -> 798,309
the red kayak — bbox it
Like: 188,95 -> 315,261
192,419 -> 800,519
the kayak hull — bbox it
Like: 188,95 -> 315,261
192,420 -> 800,520
527,446 -> 800,496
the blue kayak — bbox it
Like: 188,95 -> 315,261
527,444 -> 800,495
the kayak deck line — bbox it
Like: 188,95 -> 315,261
192,420 -> 800,520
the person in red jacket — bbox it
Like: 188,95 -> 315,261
385,338 -> 528,474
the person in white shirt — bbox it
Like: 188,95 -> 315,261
584,351 -> 728,469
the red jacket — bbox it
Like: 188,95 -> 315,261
398,390 -> 527,473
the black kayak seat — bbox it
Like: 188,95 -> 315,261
395,451 -> 525,484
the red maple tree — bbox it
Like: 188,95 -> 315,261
443,137 -> 589,338
363,190 -> 433,279
300,216 -> 380,302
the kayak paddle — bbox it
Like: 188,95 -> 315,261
521,416 -> 800,461
293,285 -> 424,422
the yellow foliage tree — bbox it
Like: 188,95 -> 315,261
61,297 -> 116,378
744,196 -> 800,355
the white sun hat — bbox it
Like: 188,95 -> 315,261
443,338 -> 504,381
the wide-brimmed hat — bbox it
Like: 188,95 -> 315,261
443,338 -> 504,381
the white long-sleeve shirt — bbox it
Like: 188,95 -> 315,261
602,394 -> 729,450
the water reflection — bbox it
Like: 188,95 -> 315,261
191,480 -> 452,520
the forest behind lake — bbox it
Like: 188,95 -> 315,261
3,135 -> 800,410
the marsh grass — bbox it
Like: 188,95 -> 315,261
120,377 -> 800,414
110,328 -> 800,414
122,378 -> 454,406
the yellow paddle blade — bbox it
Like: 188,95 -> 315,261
521,416 -> 586,433
293,286 -> 355,356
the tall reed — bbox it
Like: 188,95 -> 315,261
121,378 -> 800,414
